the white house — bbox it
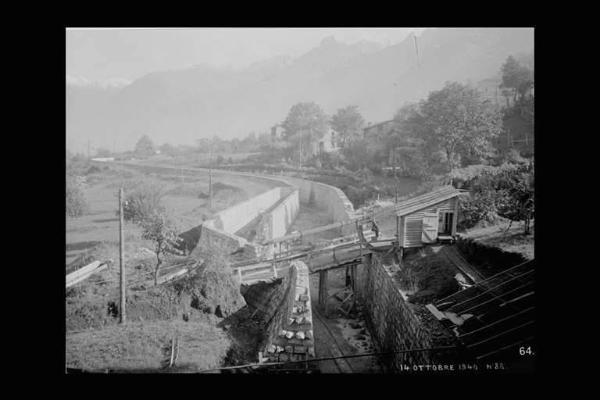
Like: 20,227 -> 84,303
309,127 -> 339,157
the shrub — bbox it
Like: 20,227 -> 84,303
122,182 -> 165,224
178,251 -> 246,318
458,191 -> 497,230
66,176 -> 89,217
86,165 -> 102,175
454,162 -> 533,232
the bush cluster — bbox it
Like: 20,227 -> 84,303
122,183 -> 165,223
66,175 -> 89,217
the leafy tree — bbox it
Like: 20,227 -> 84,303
331,105 -> 365,148
66,175 -> 89,217
256,132 -> 273,150
454,163 -> 534,234
196,138 -> 211,153
140,211 -> 182,286
393,102 -> 420,126
159,142 -> 179,157
393,146 -> 430,178
281,102 -> 329,164
385,103 -> 425,176
122,183 -> 165,223
495,165 -> 534,234
457,171 -> 499,229
134,135 -> 155,158
95,148 -> 111,158
416,82 -> 502,174
500,56 -> 533,102
341,138 -> 378,171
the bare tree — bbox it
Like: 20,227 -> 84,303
140,211 -> 182,286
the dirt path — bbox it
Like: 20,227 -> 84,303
312,307 -> 353,373
309,269 -> 383,373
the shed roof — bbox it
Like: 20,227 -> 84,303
395,185 -> 462,217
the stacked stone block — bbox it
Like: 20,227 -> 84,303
259,261 -> 315,369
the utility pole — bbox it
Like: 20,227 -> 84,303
87,139 -> 91,159
208,143 -> 213,210
394,155 -> 398,204
298,140 -> 302,169
413,35 -> 420,69
119,187 -> 126,324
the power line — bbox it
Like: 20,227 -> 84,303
195,345 -> 458,373
413,35 -> 420,69
65,345 -> 458,374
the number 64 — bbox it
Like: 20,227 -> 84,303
519,346 -> 532,356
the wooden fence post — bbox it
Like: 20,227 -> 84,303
119,187 -> 126,324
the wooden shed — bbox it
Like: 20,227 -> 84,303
395,186 -> 463,250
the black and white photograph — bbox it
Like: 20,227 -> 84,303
65,27 -> 535,374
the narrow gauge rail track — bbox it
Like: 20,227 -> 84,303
311,306 -> 353,373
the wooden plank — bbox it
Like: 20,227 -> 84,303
452,196 -> 459,236
66,261 -> 101,281
425,304 -> 446,320
399,216 -> 405,248
66,263 -> 107,287
421,212 -> 439,244
157,268 -> 188,285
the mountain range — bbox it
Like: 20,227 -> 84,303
66,28 -> 534,153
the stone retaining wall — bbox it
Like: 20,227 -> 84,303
259,260 -> 315,368
255,188 -> 300,243
277,176 -> 355,233
212,187 -> 282,233
113,161 -> 355,255
355,253 -> 457,371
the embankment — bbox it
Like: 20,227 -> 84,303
455,236 -> 529,276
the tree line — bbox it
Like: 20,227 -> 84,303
70,55 -> 534,234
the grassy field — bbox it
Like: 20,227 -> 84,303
460,219 -> 534,260
66,247 -> 249,372
66,163 -> 280,267
66,319 -> 231,372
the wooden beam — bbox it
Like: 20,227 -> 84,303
319,270 -> 328,313
66,263 -> 107,287
399,216 -> 405,248
310,258 -> 362,274
452,197 -> 459,236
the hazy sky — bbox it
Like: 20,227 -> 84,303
66,28 -> 427,83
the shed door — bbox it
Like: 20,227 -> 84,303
421,212 -> 439,243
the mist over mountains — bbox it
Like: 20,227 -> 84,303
66,28 -> 533,154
